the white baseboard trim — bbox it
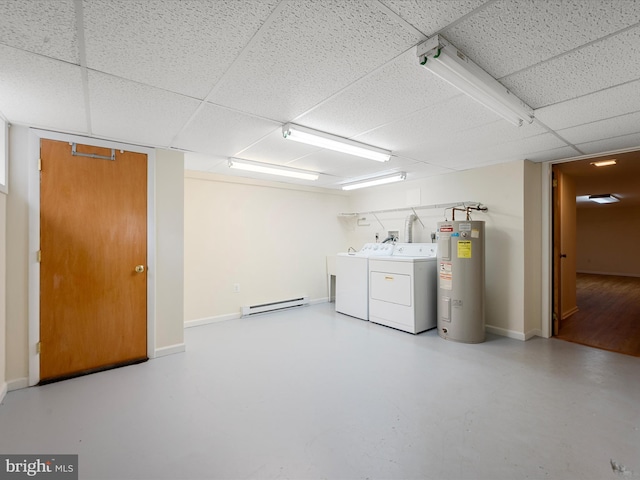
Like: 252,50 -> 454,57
154,343 -> 186,358
485,325 -> 526,341
577,270 -> 640,278
185,299 -> 330,329
7,377 -> 29,392
185,312 -> 240,329
525,329 -> 543,340
0,382 -> 6,405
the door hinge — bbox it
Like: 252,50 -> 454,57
38,158 -> 42,171
552,179 -> 558,187
37,250 -> 42,262
36,342 -> 41,354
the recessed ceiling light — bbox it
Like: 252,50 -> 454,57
588,194 -> 619,204
590,159 -> 617,167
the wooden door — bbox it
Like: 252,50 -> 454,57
40,139 -> 148,382
552,165 -> 562,335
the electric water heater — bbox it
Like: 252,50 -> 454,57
436,220 -> 485,343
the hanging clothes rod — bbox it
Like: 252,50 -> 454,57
338,201 -> 486,217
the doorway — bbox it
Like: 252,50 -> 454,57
552,150 -> 640,356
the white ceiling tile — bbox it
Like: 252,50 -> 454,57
184,152 -> 227,172
503,26 -> 640,108
83,0 -> 280,99
173,104 -> 281,157
0,46 -> 86,132
208,0 -> 422,121
445,0 -> 640,78
382,0 -> 489,36
354,94 -> 503,156
575,132 -> 640,155
557,111 -> 640,146
295,49 -> 459,138
236,129 -> 323,164
431,133 -> 567,169
525,146 -> 581,163
535,80 -> 640,130
88,71 -> 200,147
401,160 -> 456,179
400,118 -> 548,165
0,0 -> 78,63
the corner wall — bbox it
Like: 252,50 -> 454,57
346,160 -> 535,339
0,193 -> 6,403
154,149 -> 185,355
183,171 -> 350,323
524,161 -> 542,338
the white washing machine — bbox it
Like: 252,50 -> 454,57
368,243 -> 438,334
335,243 -> 395,320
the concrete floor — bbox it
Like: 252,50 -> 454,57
1,303 -> 639,480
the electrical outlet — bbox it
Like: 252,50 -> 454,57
388,230 -> 399,239
233,283 -> 240,293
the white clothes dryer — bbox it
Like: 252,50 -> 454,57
335,243 -> 395,320
368,243 -> 438,334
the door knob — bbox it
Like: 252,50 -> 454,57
135,265 -> 145,273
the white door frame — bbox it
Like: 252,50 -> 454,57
540,145 -> 640,339
28,129 -> 156,386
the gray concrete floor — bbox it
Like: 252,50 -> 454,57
1,303 -> 639,480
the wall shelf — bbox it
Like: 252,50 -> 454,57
339,201 -> 486,217
338,201 -> 487,230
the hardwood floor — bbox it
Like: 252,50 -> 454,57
557,273 -> 640,357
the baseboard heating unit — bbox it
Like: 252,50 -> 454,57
242,296 -> 310,317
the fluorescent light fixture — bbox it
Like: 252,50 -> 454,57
590,159 -> 617,167
417,35 -> 534,127
282,123 -> 391,162
228,158 -> 319,181
588,194 -> 619,204
341,172 -> 406,191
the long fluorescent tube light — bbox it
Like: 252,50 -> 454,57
417,35 -> 534,127
282,124 -> 391,162
341,172 -> 406,191
228,158 -> 319,181
590,159 -> 617,167
589,194 -> 619,204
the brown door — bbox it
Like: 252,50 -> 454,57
552,165 -> 562,335
552,165 -> 579,336
39,139 -> 148,382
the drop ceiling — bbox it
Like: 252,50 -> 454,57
1,0 -> 639,189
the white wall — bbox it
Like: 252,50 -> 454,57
577,205 -> 640,276
6,125 -> 28,385
524,161 -> 542,336
346,160 -> 538,340
0,192 -> 6,402
155,150 -> 185,352
5,125 -> 185,385
184,171 -> 349,323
